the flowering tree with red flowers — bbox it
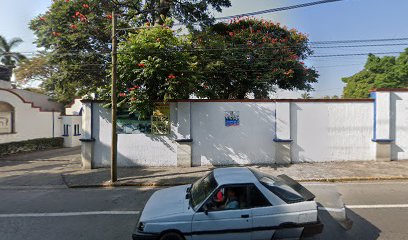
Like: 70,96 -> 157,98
193,18 -> 318,99
27,0 -> 123,102
111,23 -> 198,119
24,0 -> 231,103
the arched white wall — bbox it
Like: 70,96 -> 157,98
0,90 -> 62,144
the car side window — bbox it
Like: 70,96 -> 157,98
248,185 -> 271,208
205,186 -> 248,211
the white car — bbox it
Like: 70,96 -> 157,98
132,167 -> 323,240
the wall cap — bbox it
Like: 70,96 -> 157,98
273,138 -> 293,143
372,139 -> 394,143
175,139 -> 193,143
168,99 -> 374,103
369,88 -> 408,92
79,138 -> 96,142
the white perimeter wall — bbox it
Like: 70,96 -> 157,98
391,92 -> 408,160
0,90 -> 62,144
92,104 -> 177,167
290,102 -> 375,162
88,91 -> 408,167
190,102 -> 276,166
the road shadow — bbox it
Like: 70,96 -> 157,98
304,209 -> 380,240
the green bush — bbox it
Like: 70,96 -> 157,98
0,137 -> 64,156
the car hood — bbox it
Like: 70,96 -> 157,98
140,184 -> 192,222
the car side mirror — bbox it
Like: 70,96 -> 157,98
202,205 -> 209,215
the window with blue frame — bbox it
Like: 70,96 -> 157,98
74,124 -> 81,136
63,124 -> 69,136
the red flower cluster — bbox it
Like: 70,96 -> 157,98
137,63 -> 145,67
284,69 -> 294,76
289,55 -> 299,60
128,85 -> 141,91
39,17 -> 46,21
70,24 -> 78,30
73,12 -> 87,22
106,14 -> 113,20
168,74 -> 176,79
83,4 -> 89,9
119,93 -> 127,97
52,32 -> 62,37
65,0 -> 70,2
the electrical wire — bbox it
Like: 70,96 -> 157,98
117,0 -> 344,30
215,0 -> 344,21
5,38 -> 408,57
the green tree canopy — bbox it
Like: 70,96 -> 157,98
193,18 -> 318,99
111,23 -> 198,118
27,0 -> 231,103
342,50 -> 408,98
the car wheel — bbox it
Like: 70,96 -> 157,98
159,232 -> 184,240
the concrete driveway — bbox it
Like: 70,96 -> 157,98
0,147 -> 81,187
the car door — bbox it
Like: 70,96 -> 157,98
248,184 -> 278,240
250,184 -> 304,240
191,185 -> 252,240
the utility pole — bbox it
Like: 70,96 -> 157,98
110,11 -> 118,183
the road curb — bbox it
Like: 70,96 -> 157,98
65,175 -> 408,188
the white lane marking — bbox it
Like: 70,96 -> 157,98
347,204 -> 408,209
304,181 -> 408,186
318,207 -> 346,213
0,211 -> 140,218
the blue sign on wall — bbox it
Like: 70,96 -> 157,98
225,111 -> 240,127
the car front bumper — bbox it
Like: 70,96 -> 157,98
132,231 -> 160,240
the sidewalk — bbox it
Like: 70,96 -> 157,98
62,160 -> 408,188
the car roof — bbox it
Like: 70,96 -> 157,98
213,167 -> 258,185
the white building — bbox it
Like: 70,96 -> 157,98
0,79 -> 82,148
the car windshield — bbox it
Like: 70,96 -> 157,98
249,168 -> 304,204
190,172 -> 218,210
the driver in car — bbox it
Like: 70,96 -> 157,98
212,188 -> 239,210
223,188 -> 239,209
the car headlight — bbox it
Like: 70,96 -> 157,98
138,222 -> 144,231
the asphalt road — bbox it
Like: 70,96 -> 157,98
0,181 -> 407,240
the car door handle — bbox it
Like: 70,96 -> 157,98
241,214 -> 250,218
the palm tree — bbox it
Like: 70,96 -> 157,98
300,92 -> 312,99
0,35 -> 26,81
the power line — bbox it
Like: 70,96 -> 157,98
311,37 -> 408,45
215,0 -> 344,20
311,51 -> 403,58
312,43 -> 408,48
5,37 -> 408,57
119,0 -> 344,30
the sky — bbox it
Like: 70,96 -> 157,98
1,0 -> 408,97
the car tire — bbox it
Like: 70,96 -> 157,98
159,232 -> 184,240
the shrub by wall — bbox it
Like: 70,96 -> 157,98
0,137 -> 64,156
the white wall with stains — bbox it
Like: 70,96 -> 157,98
290,102 -> 375,162
86,89 -> 408,167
